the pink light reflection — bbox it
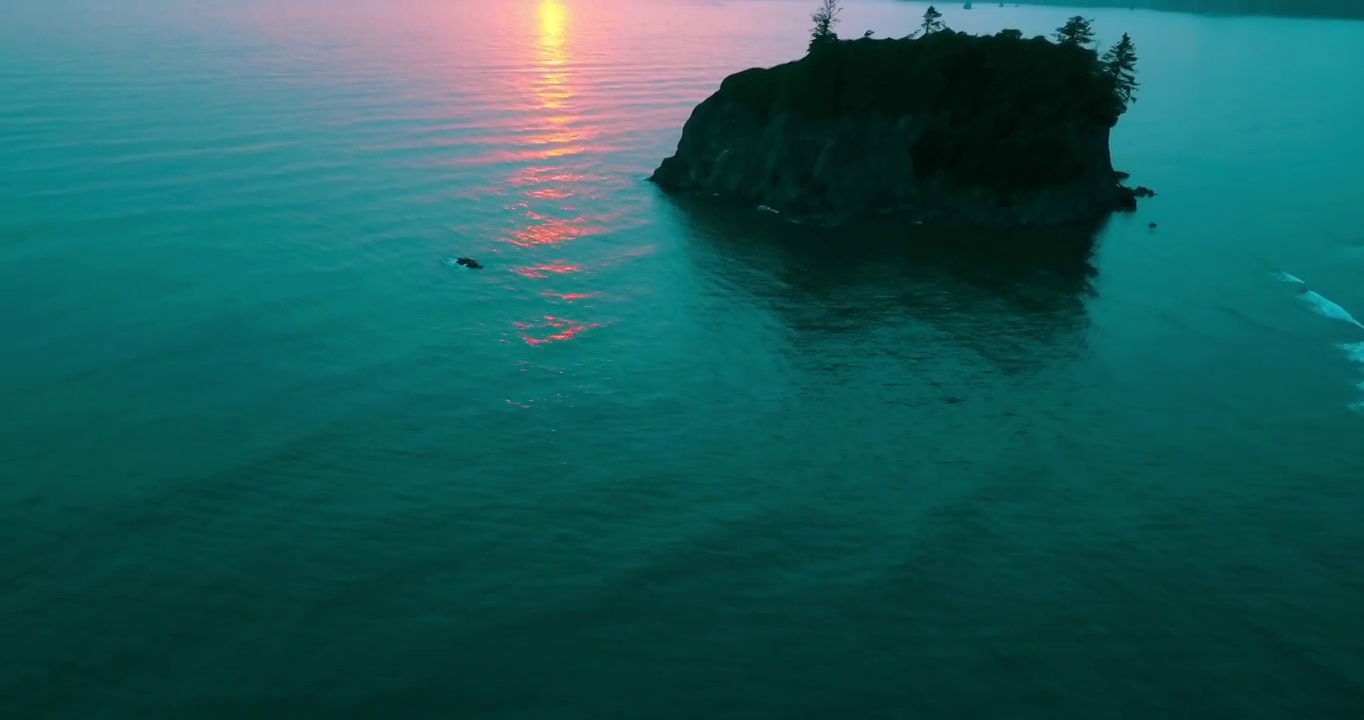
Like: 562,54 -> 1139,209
505,215 -> 594,247
524,187 -> 574,200
539,291 -> 597,302
512,261 -> 581,279
514,315 -> 599,346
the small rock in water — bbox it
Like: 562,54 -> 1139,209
1148,222 -> 1157,229
1133,186 -> 1157,198
454,256 -> 483,269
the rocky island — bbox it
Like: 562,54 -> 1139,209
650,6 -> 1147,229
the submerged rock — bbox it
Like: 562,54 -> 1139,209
650,31 -> 1148,229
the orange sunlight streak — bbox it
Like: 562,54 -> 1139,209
502,1 -> 603,348
515,315 -> 599,346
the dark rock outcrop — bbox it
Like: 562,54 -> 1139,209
650,31 -> 1146,229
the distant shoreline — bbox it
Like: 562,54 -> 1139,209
981,0 -> 1364,21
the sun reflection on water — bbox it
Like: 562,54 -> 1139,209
502,0 -> 606,346
532,0 -> 574,127
540,291 -> 598,302
515,315 -> 600,346
538,0 -> 565,53
512,261 -> 580,279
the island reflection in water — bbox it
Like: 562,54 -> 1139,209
666,195 -> 1104,378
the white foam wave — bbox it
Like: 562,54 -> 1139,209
1300,291 -> 1364,329
1341,347 -> 1364,416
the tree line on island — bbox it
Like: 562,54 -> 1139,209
808,1 -> 1139,113
649,0 -> 1156,228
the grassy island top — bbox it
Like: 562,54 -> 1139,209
703,5 -> 1139,195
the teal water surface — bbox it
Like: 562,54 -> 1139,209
3,0 -> 1364,716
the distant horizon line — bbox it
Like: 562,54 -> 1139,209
950,0 -> 1364,22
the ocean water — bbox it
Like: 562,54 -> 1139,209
3,0 -> 1364,716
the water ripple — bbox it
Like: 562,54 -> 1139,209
7,1 -> 1364,715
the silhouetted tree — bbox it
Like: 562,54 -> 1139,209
1054,16 -> 1095,46
919,5 -> 948,35
809,0 -> 842,52
997,28 -> 1023,40
1102,33 -> 1139,111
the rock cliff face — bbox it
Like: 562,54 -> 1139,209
650,31 -> 1142,228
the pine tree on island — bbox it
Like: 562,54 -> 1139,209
1102,33 -> 1140,111
1054,16 -> 1095,46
